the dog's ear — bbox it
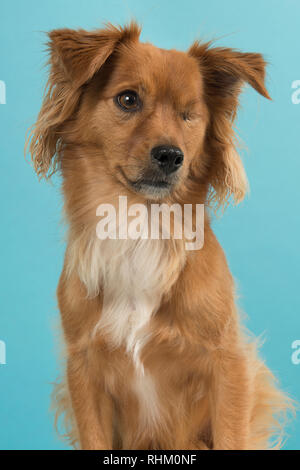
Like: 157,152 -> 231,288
189,42 -> 270,209
26,22 -> 141,179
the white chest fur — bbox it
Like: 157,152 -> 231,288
94,237 -> 169,372
67,227 -> 185,428
68,231 -> 184,366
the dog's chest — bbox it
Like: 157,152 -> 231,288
76,235 -> 186,430
93,237 -> 179,371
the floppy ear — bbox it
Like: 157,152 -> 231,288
26,22 -> 141,179
189,42 -> 270,209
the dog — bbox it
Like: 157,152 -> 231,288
27,21 -> 292,450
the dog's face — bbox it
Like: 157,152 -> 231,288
78,41 -> 208,200
28,22 -> 270,207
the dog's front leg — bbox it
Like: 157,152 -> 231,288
67,348 -> 113,450
210,349 -> 253,450
58,270 -> 113,450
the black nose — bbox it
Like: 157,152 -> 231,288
151,145 -> 184,175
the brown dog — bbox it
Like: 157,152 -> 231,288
27,22 -> 292,450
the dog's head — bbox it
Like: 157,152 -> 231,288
28,22 -> 270,207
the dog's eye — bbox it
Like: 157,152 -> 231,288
182,111 -> 191,122
116,90 -> 141,112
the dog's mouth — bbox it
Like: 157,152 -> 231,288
118,167 -> 175,199
132,179 -> 171,189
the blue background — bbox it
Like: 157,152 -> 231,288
0,0 -> 299,450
